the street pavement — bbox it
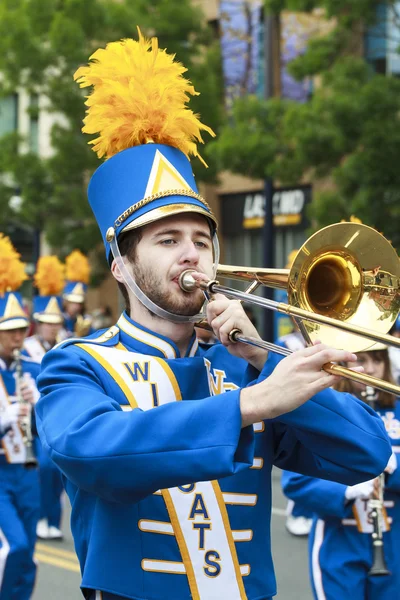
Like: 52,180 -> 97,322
33,467 -> 312,599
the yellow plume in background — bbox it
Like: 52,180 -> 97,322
65,250 -> 90,284
34,256 -> 65,296
0,234 -> 28,295
341,215 -> 363,224
74,28 -> 215,166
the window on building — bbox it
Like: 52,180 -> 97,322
0,93 -> 18,136
29,93 -> 39,153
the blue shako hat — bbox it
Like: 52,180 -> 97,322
74,31 -> 218,260
0,233 -> 29,330
63,281 -> 87,303
33,255 -> 66,323
62,250 -> 90,303
33,295 -> 64,324
88,144 -> 217,258
0,292 -> 29,331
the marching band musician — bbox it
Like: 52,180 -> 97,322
35,31 -> 392,600
0,234 -> 40,600
60,250 -> 93,339
282,344 -> 400,600
275,327 -> 314,537
24,256 -> 66,542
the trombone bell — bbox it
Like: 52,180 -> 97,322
216,223 -> 400,353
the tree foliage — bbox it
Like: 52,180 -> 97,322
210,0 -> 400,248
0,0 -> 223,272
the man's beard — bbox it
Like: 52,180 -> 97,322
133,264 -> 204,317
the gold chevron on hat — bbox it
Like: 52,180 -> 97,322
3,293 -> 26,320
145,150 -> 191,197
45,297 -> 63,318
0,293 -> 29,330
121,149 -> 214,233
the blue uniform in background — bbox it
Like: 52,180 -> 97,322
23,336 -> 64,537
282,400 -> 400,600
36,313 -> 392,600
275,332 -> 314,527
0,356 -> 40,600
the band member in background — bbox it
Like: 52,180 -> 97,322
24,256 -> 66,541
282,344 -> 400,600
388,316 -> 400,384
276,325 -> 313,537
61,250 -> 93,339
36,31 -> 391,600
0,234 -> 40,600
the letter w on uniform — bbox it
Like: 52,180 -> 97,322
124,362 -> 150,382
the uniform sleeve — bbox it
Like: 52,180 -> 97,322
260,353 -> 392,485
36,347 -> 255,504
385,450 -> 400,493
281,470 -> 352,519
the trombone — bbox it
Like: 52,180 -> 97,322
180,222 -> 400,396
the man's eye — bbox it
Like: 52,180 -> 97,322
195,241 -> 209,248
160,239 -> 175,245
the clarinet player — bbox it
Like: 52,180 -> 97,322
0,234 -> 40,600
282,343 -> 400,600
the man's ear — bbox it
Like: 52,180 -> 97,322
111,258 -> 125,284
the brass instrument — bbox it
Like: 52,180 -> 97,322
13,349 -> 38,470
74,314 -> 93,337
362,386 -> 390,576
180,222 -> 400,396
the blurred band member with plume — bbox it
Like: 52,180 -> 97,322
0,234 -> 40,599
24,256 -> 66,541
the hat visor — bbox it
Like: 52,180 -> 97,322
362,342 -> 387,352
34,313 -> 64,324
63,294 -> 85,303
0,317 -> 30,331
121,203 -> 217,235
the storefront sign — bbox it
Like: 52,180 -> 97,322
223,185 -> 311,232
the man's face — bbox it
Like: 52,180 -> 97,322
132,213 -> 214,317
38,322 -> 62,344
64,301 -> 82,318
0,327 -> 28,359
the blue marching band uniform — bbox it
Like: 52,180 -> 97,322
0,253 -> 40,600
23,255 -> 67,542
282,398 -> 400,600
34,30 -> 393,600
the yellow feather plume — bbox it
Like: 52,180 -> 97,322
74,28 -> 215,166
341,215 -> 363,224
0,234 -> 28,295
34,256 -> 65,296
65,250 -> 90,284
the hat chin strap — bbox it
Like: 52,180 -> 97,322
109,234 -> 220,324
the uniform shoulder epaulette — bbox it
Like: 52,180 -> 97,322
55,326 -> 120,351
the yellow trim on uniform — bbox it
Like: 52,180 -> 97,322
75,344 -> 137,408
141,558 -> 186,575
352,504 -> 363,533
114,341 -> 182,401
161,489 -> 200,599
117,314 -> 177,359
138,519 -> 175,536
153,356 -> 182,400
250,457 -> 264,469
211,481 -> 248,600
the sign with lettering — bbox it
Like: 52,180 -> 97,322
221,185 -> 312,234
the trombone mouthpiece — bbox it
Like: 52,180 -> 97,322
179,270 -> 198,292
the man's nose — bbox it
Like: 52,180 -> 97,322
180,241 -> 200,264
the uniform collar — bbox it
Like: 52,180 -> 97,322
0,356 -> 14,371
116,312 -> 198,359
